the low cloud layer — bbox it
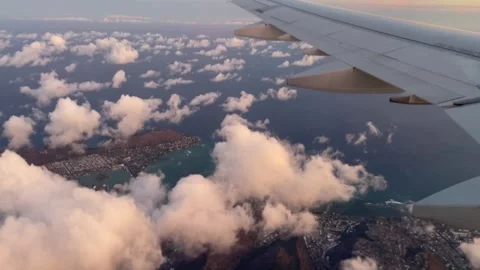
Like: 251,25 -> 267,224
20,71 -> 112,105
341,257 -> 378,270
2,115 -> 36,149
460,238 -> 480,268
44,98 -> 101,149
103,95 -> 162,138
0,113 -> 386,269
222,91 -> 257,113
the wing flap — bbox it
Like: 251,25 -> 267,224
286,57 -> 403,93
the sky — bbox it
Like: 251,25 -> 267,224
2,0 -> 480,31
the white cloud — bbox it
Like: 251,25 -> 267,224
292,55 -> 323,67
262,203 -> 317,235
261,77 -> 285,85
461,238 -> 480,268
186,39 -> 211,48
71,38 -> 139,64
155,174 -> 253,255
189,92 -> 221,107
215,37 -> 246,48
71,43 -> 97,57
44,98 -> 101,149
103,95 -> 162,138
64,63 -> 77,73
254,119 -> 270,129
168,61 -> 192,75
278,60 -> 290,68
144,81 -> 160,89
0,151 -> 165,270
314,136 -> 330,144
161,78 -> 194,90
0,39 -> 10,51
112,70 -> 127,88
15,33 -> 38,40
349,132 -> 368,146
271,50 -> 291,58
0,35 -> 67,67
140,70 -> 161,78
195,44 -> 227,57
341,257 -> 378,270
288,42 -> 313,50
30,107 -> 47,122
212,114 -> 387,210
175,51 -> 183,56
387,132 -> 394,144
20,71 -> 111,105
366,121 -> 382,137
211,72 -> 238,82
2,115 -> 36,149
0,113 -> 387,266
222,91 -> 256,113
153,94 -> 194,124
200,58 -> 245,73
266,87 -> 297,101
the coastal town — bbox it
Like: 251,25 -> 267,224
7,130 -> 200,179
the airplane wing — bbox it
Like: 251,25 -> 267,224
232,0 -> 480,144
232,0 -> 480,229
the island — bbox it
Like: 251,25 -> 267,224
1,129 -> 200,179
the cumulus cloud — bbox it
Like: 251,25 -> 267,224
278,60 -> 290,68
189,92 -> 221,107
168,61 -> 192,75
140,70 -> 161,78
346,122 -> 383,146
0,151 -> 165,270
196,44 -> 227,57
222,91 -> 257,113
71,43 -> 97,57
162,78 -> 194,90
186,39 -> 210,48
266,87 -> 298,101
211,72 -> 238,82
2,115 -> 36,149
155,174 -> 254,255
261,77 -> 285,85
200,58 -> 245,73
144,81 -> 160,89
271,51 -> 291,58
0,34 -> 66,67
366,121 -> 382,137
103,95 -> 162,138
112,70 -> 127,88
0,39 -> 10,51
213,115 -> 387,207
15,33 -> 38,40
64,63 -> 77,73
71,37 -> 139,64
153,94 -> 194,124
44,98 -> 101,149
262,203 -> 317,235
20,71 -> 111,105
292,55 -> 323,67
461,239 -> 480,268
314,136 -> 330,144
346,132 -> 368,146
341,257 -> 378,270
288,42 -> 313,50
0,113 -> 387,266
215,37 -> 246,48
